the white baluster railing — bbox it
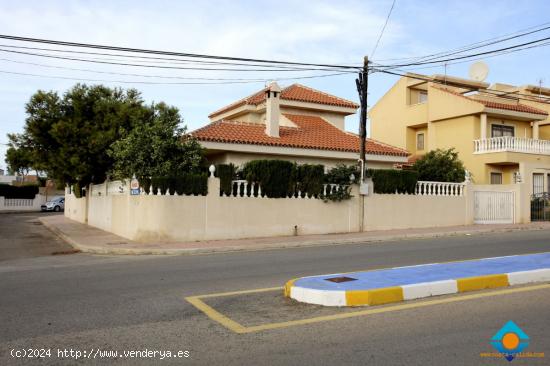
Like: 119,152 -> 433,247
474,137 -> 550,155
415,181 -> 466,197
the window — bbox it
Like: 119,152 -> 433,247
533,173 -> 544,195
490,172 -> 503,185
491,124 -> 514,137
416,133 -> 425,150
418,91 -> 428,103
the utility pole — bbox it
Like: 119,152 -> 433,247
356,56 -> 369,181
356,56 -> 369,233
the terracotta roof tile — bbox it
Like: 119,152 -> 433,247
432,86 -> 549,115
192,114 -> 409,157
209,84 -> 359,118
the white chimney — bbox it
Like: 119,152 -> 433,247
265,81 -> 281,137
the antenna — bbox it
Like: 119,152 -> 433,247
468,61 -> 489,82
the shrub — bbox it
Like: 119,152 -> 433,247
295,164 -> 324,197
242,160 -> 295,198
366,169 -> 418,194
324,164 -> 359,185
412,148 -> 466,182
321,164 -> 359,201
151,174 -> 208,196
0,184 -> 39,199
215,163 -> 236,196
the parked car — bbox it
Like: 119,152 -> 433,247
41,197 -> 65,212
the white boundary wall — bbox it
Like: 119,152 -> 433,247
65,178 -> 529,243
0,194 -> 52,212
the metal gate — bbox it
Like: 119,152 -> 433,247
531,193 -> 550,221
474,191 -> 514,224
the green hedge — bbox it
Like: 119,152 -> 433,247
242,160 -> 296,198
366,169 -> 418,194
149,173 -> 207,196
0,184 -> 39,199
215,163 -> 236,196
295,164 -> 324,197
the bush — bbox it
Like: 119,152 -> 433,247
242,160 -> 295,198
215,163 -> 236,196
412,148 -> 466,182
295,164 -> 324,197
367,169 -> 418,194
321,164 -> 359,201
151,174 -> 208,196
324,164 -> 359,185
0,184 -> 39,199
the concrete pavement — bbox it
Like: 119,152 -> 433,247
41,214 -> 550,255
2,220 -> 550,365
0,212 -> 74,261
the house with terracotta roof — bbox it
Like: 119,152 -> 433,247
369,73 -> 550,196
192,82 -> 409,169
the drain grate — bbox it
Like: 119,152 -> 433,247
324,276 -> 358,283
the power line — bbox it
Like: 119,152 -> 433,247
0,57 -> 354,81
383,40 -> 550,73
0,43 -> 342,70
0,69 -> 353,85
372,68 -> 550,104
375,34 -> 550,68
0,47 -> 358,73
0,34 -> 361,70
371,21 -> 550,63
370,0 -> 396,59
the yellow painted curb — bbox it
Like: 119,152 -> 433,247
284,278 -> 297,298
345,287 -> 404,306
457,274 -> 509,292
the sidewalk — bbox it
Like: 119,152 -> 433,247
40,215 -> 550,256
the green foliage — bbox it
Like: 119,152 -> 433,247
324,164 -> 359,185
150,174 -> 207,196
73,182 -> 83,198
367,169 -> 418,194
109,102 -> 204,180
12,84 -> 146,188
242,160 -> 295,198
215,163 -> 236,196
295,164 -> 324,197
412,148 -> 466,182
0,184 -> 39,199
5,134 -> 34,177
321,164 -> 359,201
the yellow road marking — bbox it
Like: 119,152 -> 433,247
191,286 -> 280,299
186,283 -> 550,334
185,296 -> 248,334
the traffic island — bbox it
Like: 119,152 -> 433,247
284,252 -> 550,307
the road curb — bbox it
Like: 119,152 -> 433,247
285,265 -> 550,307
39,216 -> 550,256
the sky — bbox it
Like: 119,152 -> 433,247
1,0 -> 550,172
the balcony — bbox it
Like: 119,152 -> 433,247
474,137 -> 550,155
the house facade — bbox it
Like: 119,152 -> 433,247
192,82 -> 409,169
370,73 -> 550,196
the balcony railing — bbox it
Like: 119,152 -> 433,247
474,137 -> 550,155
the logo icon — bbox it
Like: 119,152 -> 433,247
490,321 -> 529,362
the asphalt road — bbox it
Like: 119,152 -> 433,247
0,213 -> 549,365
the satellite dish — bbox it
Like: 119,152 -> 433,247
469,61 -> 489,82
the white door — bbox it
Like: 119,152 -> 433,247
474,191 -> 514,224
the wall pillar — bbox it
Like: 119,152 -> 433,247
480,113 -> 488,140
533,121 -> 540,140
